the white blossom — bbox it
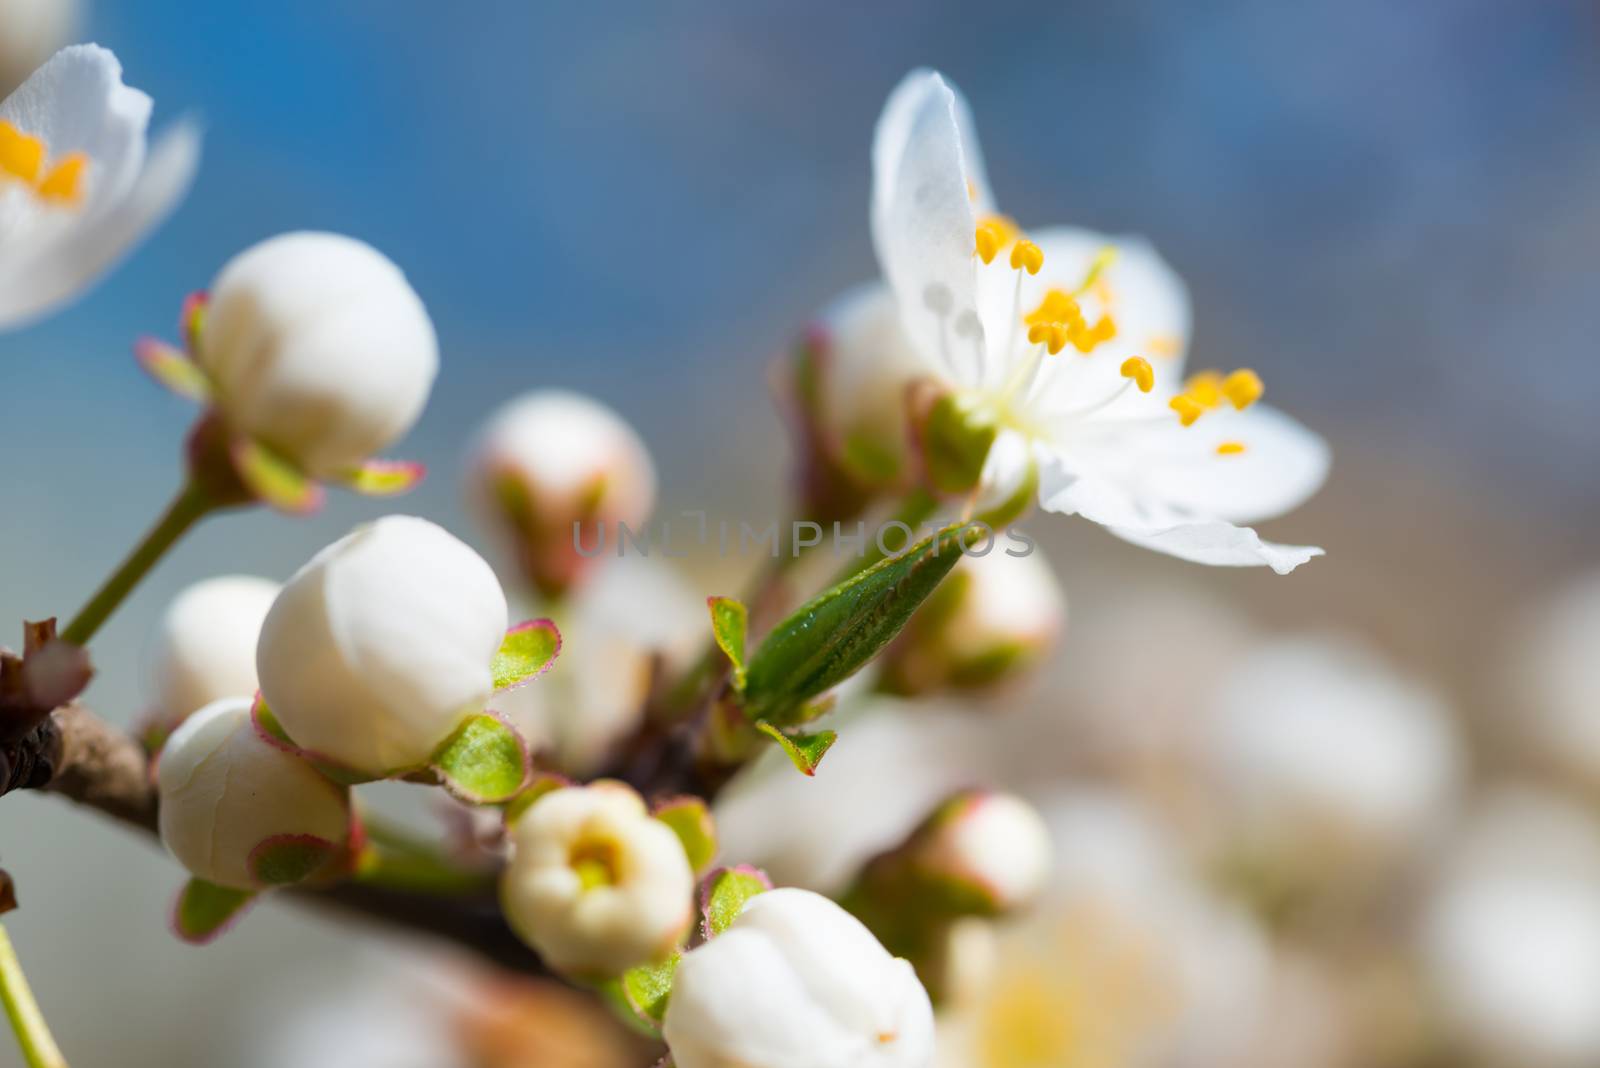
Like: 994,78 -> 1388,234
256,515 -> 508,775
156,697 -> 350,890
664,888 -> 935,1068
148,574 -> 279,727
500,782 -> 693,977
1,44 -> 198,330
197,232 -> 437,477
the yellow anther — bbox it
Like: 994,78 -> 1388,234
973,214 -> 1017,264
1147,334 -> 1183,358
1009,239 -> 1043,275
37,152 -> 87,203
1077,245 -> 1118,294
1222,368 -> 1264,410
1025,289 -> 1078,327
0,120 -> 44,183
1169,395 -> 1205,427
1027,322 -> 1067,355
1120,356 -> 1154,393
1216,441 -> 1247,455
1183,371 -> 1224,409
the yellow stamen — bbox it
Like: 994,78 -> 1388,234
1120,357 -> 1154,393
1147,333 -> 1183,358
1170,395 -> 1205,427
1217,441 -> 1247,455
1183,371 -> 1224,409
37,152 -> 87,203
1027,322 -> 1067,355
1009,238 -> 1043,275
974,214 -> 1017,264
1025,289 -> 1082,328
0,120 -> 44,183
1222,368 -> 1264,409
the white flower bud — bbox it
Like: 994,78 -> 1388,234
256,515 -> 509,775
1504,572 -> 1600,789
157,697 -> 350,890
909,792 -> 1051,912
148,575 -> 279,727
500,782 -> 693,977
197,232 -> 438,477
0,0 -> 77,97
467,390 -> 655,598
879,550 -> 1064,695
664,887 -> 935,1068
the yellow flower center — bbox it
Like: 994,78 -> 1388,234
569,836 -> 621,891
0,121 -> 89,205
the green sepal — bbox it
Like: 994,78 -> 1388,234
503,772 -> 570,826
248,834 -> 339,886
333,459 -> 426,497
653,797 -> 718,874
250,695 -> 372,785
430,714 -> 529,804
172,879 -> 256,944
707,597 -> 749,692
755,721 -> 837,776
742,522 -> 977,723
490,619 -> 561,692
620,952 -> 680,1031
700,866 -> 772,940
229,437 -> 325,516
918,393 -> 996,494
134,337 -> 211,402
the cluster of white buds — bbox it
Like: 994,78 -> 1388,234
156,697 -> 351,891
499,781 -> 694,977
256,515 -> 510,776
148,575 -> 279,730
467,390 -> 656,599
664,888 -> 936,1068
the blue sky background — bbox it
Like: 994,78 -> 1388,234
3,4 -> 1600,1063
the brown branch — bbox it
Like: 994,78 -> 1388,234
11,703 -> 552,977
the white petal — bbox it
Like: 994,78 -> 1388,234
870,69 -> 986,387
1108,517 -> 1323,574
0,119 -> 199,327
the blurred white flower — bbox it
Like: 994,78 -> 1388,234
197,232 -> 437,477
905,791 -> 1052,912
936,791 -> 1270,1068
879,549 -> 1064,696
664,887 -> 935,1068
870,69 -> 1327,572
0,0 -> 77,97
467,390 -> 656,598
1420,787 -> 1600,1067
1503,572 -> 1600,789
0,44 -> 198,330
500,782 -> 693,977
148,574 -> 279,727
496,555 -> 702,776
1204,635 -> 1463,873
715,702 -> 1000,894
257,515 -> 509,775
157,697 -> 350,890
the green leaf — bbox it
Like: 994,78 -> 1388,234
229,437 -> 325,516
248,834 -> 338,886
503,772 -> 570,826
742,522 -> 976,723
134,337 -> 211,402
431,714 -> 529,804
700,866 -> 771,940
620,953 -> 680,1030
172,879 -> 256,944
490,619 -> 561,692
334,459 -> 426,497
707,597 -> 748,691
755,721 -> 837,776
653,797 -> 718,874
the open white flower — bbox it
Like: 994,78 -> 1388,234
869,69 -> 1327,573
1,44 -> 198,331
0,0 -> 77,97
148,574 -> 279,727
664,887 -> 935,1068
500,782 -> 693,977
198,232 -> 438,478
157,696 -> 351,891
256,515 -> 509,775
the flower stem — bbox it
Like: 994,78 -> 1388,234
0,924 -> 68,1068
353,819 -> 496,896
60,480 -> 216,647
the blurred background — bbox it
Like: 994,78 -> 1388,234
3,1 -> 1600,1066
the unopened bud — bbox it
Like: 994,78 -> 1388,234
149,575 -> 279,728
904,791 -> 1052,912
500,782 -> 694,977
